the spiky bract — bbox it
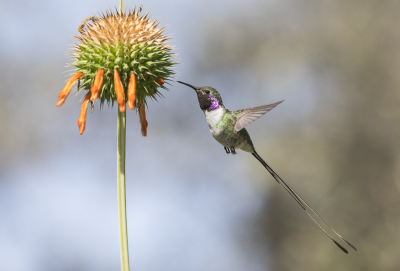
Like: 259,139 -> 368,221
72,9 -> 176,109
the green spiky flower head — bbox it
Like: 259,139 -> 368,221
73,9 -> 176,109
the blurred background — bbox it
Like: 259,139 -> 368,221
1,0 -> 399,270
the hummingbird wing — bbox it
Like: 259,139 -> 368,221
234,100 -> 284,132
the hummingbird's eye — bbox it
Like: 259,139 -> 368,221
205,90 -> 210,94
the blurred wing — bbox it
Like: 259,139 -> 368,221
234,100 -> 284,132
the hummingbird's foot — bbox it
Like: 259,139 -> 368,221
230,147 -> 237,155
224,147 -> 230,154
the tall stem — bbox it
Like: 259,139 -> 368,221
119,0 -> 123,15
117,2 -> 129,271
117,109 -> 129,271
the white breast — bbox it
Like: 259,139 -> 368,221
204,107 -> 225,141
204,107 -> 224,129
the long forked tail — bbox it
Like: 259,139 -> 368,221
252,150 -> 357,254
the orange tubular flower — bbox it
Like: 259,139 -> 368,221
56,72 -> 84,106
90,69 -> 104,101
127,73 -> 137,110
77,92 -> 91,135
114,69 -> 126,112
156,77 -> 165,85
139,100 -> 148,137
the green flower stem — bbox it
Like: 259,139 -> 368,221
117,2 -> 129,271
117,109 -> 129,271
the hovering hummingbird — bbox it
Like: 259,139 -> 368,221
178,81 -> 357,254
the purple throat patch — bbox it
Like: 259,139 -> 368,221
207,96 -> 219,111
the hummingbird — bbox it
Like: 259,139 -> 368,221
178,81 -> 357,254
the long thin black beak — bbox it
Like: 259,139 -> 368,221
177,81 -> 197,91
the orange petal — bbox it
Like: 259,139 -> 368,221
57,72 -> 84,107
139,100 -> 148,137
156,77 -> 164,85
127,73 -> 137,110
77,92 -> 91,135
90,69 -> 104,101
114,69 -> 126,112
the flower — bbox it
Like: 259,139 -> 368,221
57,8 -> 176,135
